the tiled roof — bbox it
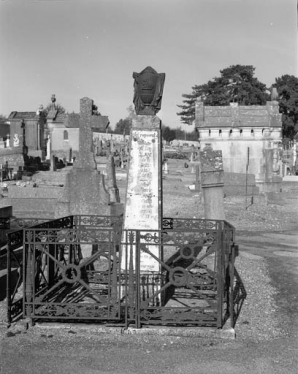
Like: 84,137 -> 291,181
47,109 -> 67,123
65,113 -> 80,128
46,108 -> 58,120
8,111 -> 38,120
91,116 -> 110,130
55,112 -> 67,122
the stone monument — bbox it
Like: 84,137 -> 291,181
122,66 -> 165,273
55,97 -> 110,217
200,144 -> 225,220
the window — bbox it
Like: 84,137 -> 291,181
63,130 -> 68,140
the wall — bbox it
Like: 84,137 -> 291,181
93,132 -> 128,143
199,129 -> 281,181
51,128 -> 79,160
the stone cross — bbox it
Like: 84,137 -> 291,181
75,97 -> 99,170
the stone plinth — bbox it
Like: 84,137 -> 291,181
55,169 -> 109,217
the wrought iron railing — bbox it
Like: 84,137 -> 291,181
6,215 -> 246,329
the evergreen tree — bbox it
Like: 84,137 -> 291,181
177,65 -> 270,125
275,75 -> 298,139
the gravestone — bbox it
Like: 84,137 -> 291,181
105,154 -> 120,204
189,151 -> 201,191
122,67 -> 165,273
55,97 -> 110,217
200,144 -> 225,220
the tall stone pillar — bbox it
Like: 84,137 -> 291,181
122,66 -> 165,273
200,145 -> 225,220
123,115 -> 163,271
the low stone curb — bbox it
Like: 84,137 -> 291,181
31,322 -> 236,340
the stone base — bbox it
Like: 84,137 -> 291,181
256,175 -> 282,193
55,168 -> 110,217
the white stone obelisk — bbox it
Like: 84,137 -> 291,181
122,115 -> 162,272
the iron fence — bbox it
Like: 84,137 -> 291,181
6,215 -> 246,329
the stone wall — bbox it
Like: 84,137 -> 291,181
7,185 -> 63,219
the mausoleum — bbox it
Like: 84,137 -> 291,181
195,99 -> 282,192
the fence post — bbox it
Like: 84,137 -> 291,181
135,230 -> 141,328
229,243 -> 235,328
6,241 -> 11,325
216,222 -> 224,328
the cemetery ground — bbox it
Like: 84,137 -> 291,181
1,158 -> 298,373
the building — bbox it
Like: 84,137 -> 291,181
195,99 -> 283,192
7,109 -> 46,158
47,95 -> 110,163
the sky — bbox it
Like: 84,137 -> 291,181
0,0 -> 297,131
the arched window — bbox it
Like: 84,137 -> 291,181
63,130 -> 68,140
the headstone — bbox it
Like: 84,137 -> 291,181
50,154 -> 56,172
189,150 -> 201,191
106,154 -> 120,203
68,148 -> 72,163
195,164 -> 201,191
200,145 -> 225,220
190,152 -> 195,173
97,140 -> 102,155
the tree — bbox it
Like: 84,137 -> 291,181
0,114 -> 7,125
177,65 -> 270,124
113,106 -> 136,135
0,114 -> 10,138
275,75 -> 298,139
114,118 -> 132,135
162,125 -> 176,143
44,103 -> 66,116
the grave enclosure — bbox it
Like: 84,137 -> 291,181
3,67 -> 246,331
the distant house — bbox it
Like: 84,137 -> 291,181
47,95 -> 110,163
7,109 -> 47,158
3,95 -> 110,172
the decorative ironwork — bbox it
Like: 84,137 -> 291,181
6,215 -> 245,330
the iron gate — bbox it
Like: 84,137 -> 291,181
6,215 -> 246,328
